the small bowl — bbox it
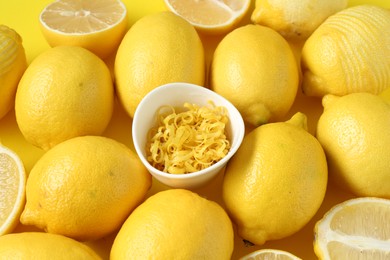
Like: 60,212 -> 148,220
132,82 -> 245,189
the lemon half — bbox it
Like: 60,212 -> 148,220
39,0 -> 128,59
314,197 -> 390,260
0,143 -> 26,236
164,0 -> 251,34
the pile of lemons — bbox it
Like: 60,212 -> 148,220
1,0 -> 390,259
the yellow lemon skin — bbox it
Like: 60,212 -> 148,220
251,0 -> 347,39
110,189 -> 234,260
0,232 -> 101,259
15,46 -> 114,151
222,113 -> 328,245
301,5 -> 390,97
0,25 -> 27,120
115,11 -> 205,118
379,85 -> 390,103
316,93 -> 390,199
210,24 -> 299,126
20,136 -> 152,241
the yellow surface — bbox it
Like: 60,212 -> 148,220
0,0 -> 389,259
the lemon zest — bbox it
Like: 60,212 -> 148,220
146,101 -> 230,174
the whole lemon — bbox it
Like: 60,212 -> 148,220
0,25 -> 27,120
110,189 -> 234,260
115,11 -> 205,118
210,24 -> 299,126
20,136 -> 152,241
15,45 -> 114,150
316,92 -> 390,198
222,113 -> 328,245
251,0 -> 347,39
301,5 -> 390,97
0,232 -> 101,259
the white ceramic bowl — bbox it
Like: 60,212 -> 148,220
132,82 -> 245,189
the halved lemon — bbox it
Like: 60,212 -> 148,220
164,0 -> 251,34
314,197 -> 390,259
240,249 -> 302,260
39,0 -> 128,59
0,143 -> 26,235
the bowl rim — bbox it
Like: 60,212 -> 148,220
132,82 -> 245,180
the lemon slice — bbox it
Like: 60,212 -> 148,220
314,197 -> 390,260
0,143 -> 26,235
240,249 -> 302,260
164,0 -> 251,34
39,0 -> 128,59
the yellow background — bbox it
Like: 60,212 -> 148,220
1,0 -> 389,259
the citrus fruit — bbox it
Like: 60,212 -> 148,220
349,0 -> 390,7
15,45 -> 114,151
316,92 -> 390,198
314,197 -> 390,260
379,85 -> 390,103
164,0 -> 251,34
210,24 -> 299,126
251,0 -> 347,39
301,5 -> 390,97
110,189 -> 234,259
20,136 -> 152,241
0,25 -> 27,120
0,143 -> 25,236
240,249 -> 302,260
0,232 -> 101,259
222,112 -> 328,245
115,11 -> 205,118
39,0 -> 128,59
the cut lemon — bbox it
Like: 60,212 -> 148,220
0,143 -> 26,235
240,249 -> 302,260
314,197 -> 390,260
164,0 -> 251,34
39,0 -> 128,59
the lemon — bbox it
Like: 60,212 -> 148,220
316,92 -> 390,198
210,24 -> 299,126
251,0 -> 347,39
380,85 -> 390,103
114,11 -> 205,118
0,25 -> 27,120
349,0 -> 390,7
110,189 -> 234,259
240,249 -> 302,260
0,232 -> 101,259
39,0 -> 128,59
20,136 -> 152,241
0,143 -> 25,236
222,112 -> 328,245
314,197 -> 390,260
164,0 -> 251,35
301,5 -> 390,97
15,45 -> 114,151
